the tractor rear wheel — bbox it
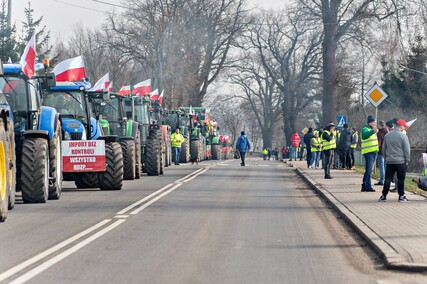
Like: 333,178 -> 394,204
135,130 -> 141,179
48,121 -> 62,199
21,138 -> 49,203
74,172 -> 99,188
6,118 -> 15,210
121,140 -> 136,180
0,121 -> 9,221
190,140 -> 200,162
99,142 -> 123,190
212,144 -> 219,160
179,140 -> 190,163
144,130 -> 161,176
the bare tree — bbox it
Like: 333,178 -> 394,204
54,24 -> 135,89
298,0 -> 409,125
246,8 -> 323,143
228,53 -> 283,149
108,0 -> 247,108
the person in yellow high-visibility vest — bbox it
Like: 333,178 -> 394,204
170,127 -> 185,165
310,131 -> 322,168
361,116 -> 379,192
322,123 -> 336,179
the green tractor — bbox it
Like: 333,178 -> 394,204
162,109 -> 191,163
89,92 -> 139,180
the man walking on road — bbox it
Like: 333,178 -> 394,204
379,119 -> 410,202
322,123 -> 336,179
236,131 -> 251,166
171,127 -> 185,165
361,116 -> 378,192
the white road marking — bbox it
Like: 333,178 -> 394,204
1,167 -> 209,283
130,183 -> 182,215
114,215 -> 129,219
116,183 -> 174,215
0,219 -> 112,282
176,168 -> 205,183
183,168 -> 209,182
9,219 -> 126,284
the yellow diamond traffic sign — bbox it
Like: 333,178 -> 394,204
364,83 -> 388,108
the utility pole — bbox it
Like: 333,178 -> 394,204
7,0 -> 11,28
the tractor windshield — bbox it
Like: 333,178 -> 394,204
96,98 -> 120,121
43,91 -> 87,123
0,77 -> 28,113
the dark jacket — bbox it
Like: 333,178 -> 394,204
338,128 -> 352,149
303,132 -> 314,150
377,128 -> 388,155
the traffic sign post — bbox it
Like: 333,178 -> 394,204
364,82 -> 388,121
337,115 -> 347,129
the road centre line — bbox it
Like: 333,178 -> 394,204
130,183 -> 182,215
1,168 -> 209,283
175,168 -> 205,183
0,219 -> 112,283
182,168 -> 209,182
116,183 -> 174,215
8,219 -> 126,284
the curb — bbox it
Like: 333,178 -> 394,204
294,166 -> 427,272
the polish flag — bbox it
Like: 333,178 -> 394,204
89,73 -> 110,91
159,90 -> 164,105
150,89 -> 159,100
107,81 -> 113,92
19,34 -> 36,79
53,55 -> 86,82
117,85 -> 130,95
132,79 -> 151,96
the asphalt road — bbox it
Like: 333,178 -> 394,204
0,157 -> 425,283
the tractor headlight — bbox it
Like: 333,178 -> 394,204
82,130 -> 87,140
63,131 -> 71,140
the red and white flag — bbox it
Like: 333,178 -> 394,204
107,81 -> 113,92
117,85 -> 130,95
159,90 -> 164,105
89,73 -> 110,92
19,34 -> 36,78
132,79 -> 151,96
150,89 -> 159,100
53,55 -> 86,82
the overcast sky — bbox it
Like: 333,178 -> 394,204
12,0 -> 286,40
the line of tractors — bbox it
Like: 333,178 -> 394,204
0,60 -> 232,222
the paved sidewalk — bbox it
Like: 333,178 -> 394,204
288,159 -> 427,271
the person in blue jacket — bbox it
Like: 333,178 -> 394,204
236,131 -> 251,166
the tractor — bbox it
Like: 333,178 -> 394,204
90,92 -> 139,179
42,81 -> 124,190
162,109 -> 196,164
0,63 -> 60,204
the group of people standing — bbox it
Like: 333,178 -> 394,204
361,116 -> 411,202
290,124 -> 359,177
289,115 -> 413,202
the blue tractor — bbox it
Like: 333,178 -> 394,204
0,63 -> 61,203
42,81 -> 124,190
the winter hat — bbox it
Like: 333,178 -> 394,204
367,115 -> 375,124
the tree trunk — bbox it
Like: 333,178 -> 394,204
322,1 -> 338,126
262,128 -> 272,149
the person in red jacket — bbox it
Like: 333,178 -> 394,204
290,131 -> 300,161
